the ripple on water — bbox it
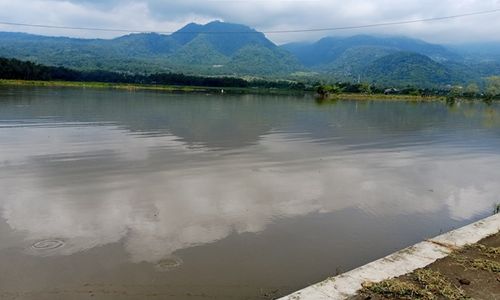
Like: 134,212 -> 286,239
31,239 -> 65,250
154,256 -> 183,272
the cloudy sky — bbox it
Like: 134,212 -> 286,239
0,0 -> 499,44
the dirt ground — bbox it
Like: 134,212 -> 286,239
351,231 -> 500,300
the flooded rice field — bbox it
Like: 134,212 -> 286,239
1,87 -> 500,299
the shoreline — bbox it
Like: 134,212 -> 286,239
279,213 -> 500,300
320,93 -> 446,102
1,79 -> 495,102
0,79 -> 305,95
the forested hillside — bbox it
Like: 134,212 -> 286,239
0,21 -> 301,76
0,21 -> 500,87
0,57 -> 305,89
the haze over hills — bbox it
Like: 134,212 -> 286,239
281,35 -> 460,67
0,20 -> 500,87
0,21 -> 301,76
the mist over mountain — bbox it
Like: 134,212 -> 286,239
0,21 -> 301,75
449,43 -> 500,62
0,21 -> 499,87
281,35 -> 460,67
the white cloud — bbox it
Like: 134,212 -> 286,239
0,0 -> 499,43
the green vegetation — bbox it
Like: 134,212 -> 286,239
464,83 -> 480,97
227,46 -> 301,75
413,269 -> 466,299
1,24 -> 500,87
316,83 -> 446,100
454,242 -> 500,273
2,55 -> 499,102
0,79 -> 309,96
486,76 -> 500,98
282,35 -> 459,68
361,269 -> 467,300
358,231 -> 500,300
356,232 -> 500,300
0,21 -> 300,76
315,79 -> 500,102
456,257 -> 500,273
0,79 -> 208,92
362,52 -> 454,87
282,35 -> 500,87
465,244 -> 500,259
362,280 -> 426,299
0,57 -> 305,91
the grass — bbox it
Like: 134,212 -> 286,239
362,280 -> 428,299
455,257 -> 500,273
361,269 -> 467,300
322,93 -> 446,102
358,233 -> 499,300
0,79 -> 306,95
414,269 -> 466,300
0,79 -> 204,92
1,79 -> 495,101
455,243 -> 500,272
465,244 -> 500,259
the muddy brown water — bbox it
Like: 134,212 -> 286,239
1,87 -> 500,299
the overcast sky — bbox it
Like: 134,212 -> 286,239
0,0 -> 499,44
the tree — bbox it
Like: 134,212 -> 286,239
316,85 -> 332,98
359,83 -> 372,94
449,85 -> 463,97
486,76 -> 500,98
464,83 -> 480,98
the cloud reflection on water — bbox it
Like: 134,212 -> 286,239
1,124 -> 499,264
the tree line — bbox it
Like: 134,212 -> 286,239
0,57 -> 305,90
316,79 -> 500,100
2,56 -> 499,99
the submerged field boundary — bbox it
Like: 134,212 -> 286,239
279,213 -> 500,300
0,79 -> 305,95
0,79 -> 465,101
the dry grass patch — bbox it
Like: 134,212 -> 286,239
414,269 -> 467,300
456,257 -> 500,273
362,280 -> 429,299
468,244 -> 500,258
360,269 -> 468,300
454,244 -> 500,273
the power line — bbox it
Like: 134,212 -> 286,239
265,8 -> 500,33
0,8 -> 499,35
0,22 -> 137,34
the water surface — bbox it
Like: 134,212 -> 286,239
1,87 -> 500,299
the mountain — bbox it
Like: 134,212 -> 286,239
173,21 -> 275,55
111,33 -> 180,56
0,31 -> 170,71
281,35 -> 500,86
361,52 -> 454,87
449,42 -> 500,62
227,45 -> 300,75
0,21 -> 301,75
318,46 -> 397,80
281,35 -> 460,68
0,23 -> 499,85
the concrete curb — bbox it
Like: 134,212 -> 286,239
279,214 -> 500,300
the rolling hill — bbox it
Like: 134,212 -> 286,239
0,21 -> 499,86
281,35 -> 460,68
362,52 -> 454,87
0,21 -> 301,75
281,35 -> 500,87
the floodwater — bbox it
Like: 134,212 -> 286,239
0,87 -> 500,299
